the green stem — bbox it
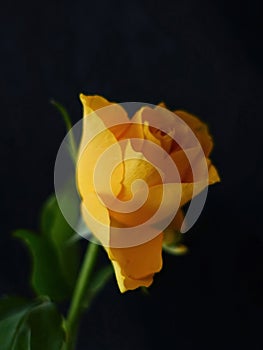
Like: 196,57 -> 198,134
66,242 -> 99,350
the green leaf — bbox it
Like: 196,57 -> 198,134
13,101 -> 80,303
0,296 -> 65,350
12,323 -> 31,349
50,99 -> 78,163
40,191 -> 80,291
83,265 -> 113,308
14,184 -> 81,302
14,230 -> 70,302
0,296 -> 26,316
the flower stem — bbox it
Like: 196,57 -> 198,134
65,241 -> 99,350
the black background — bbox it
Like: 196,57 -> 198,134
1,0 -> 263,349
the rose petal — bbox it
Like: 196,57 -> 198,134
157,101 -> 167,108
207,160 -> 221,184
166,208 -> 185,231
81,193 -> 111,246
79,94 -> 113,116
107,233 -> 163,292
174,110 -> 213,156
133,106 -> 176,153
77,97 -> 124,199
117,140 -> 163,200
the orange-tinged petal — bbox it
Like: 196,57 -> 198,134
207,161 -> 221,184
142,121 -> 162,147
118,123 -> 145,141
157,101 -> 167,108
167,208 -> 185,231
107,233 -> 163,292
169,148 -> 194,183
134,106 -> 176,153
115,108 -> 146,150
170,147 -> 221,184
174,110 -> 213,156
142,121 -> 174,155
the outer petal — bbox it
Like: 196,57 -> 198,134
174,110 -> 213,156
79,93 -> 130,141
107,233 -> 163,293
170,148 -> 221,184
77,94 -> 125,245
77,95 -> 125,199
207,160 -> 221,184
79,94 -> 113,116
81,193 -> 111,246
77,117 -> 123,198
170,148 -> 195,183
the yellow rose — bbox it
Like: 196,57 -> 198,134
76,94 -> 220,292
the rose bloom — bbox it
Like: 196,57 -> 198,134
77,94 -> 220,292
